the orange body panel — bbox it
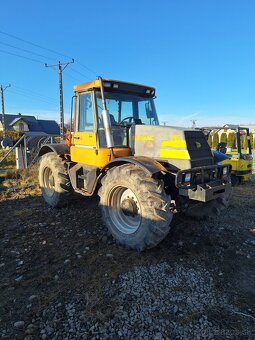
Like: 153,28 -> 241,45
74,80 -> 101,92
70,146 -> 131,168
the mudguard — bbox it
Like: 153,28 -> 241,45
38,143 -> 70,157
101,156 -> 168,176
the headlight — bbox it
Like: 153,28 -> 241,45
223,167 -> 228,175
184,173 -> 191,183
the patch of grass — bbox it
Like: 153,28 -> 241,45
0,165 -> 40,200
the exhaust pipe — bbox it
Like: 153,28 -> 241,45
98,77 -> 114,157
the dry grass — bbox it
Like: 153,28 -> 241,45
0,165 -> 40,199
0,149 -> 16,169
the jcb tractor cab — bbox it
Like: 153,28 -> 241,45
205,125 -> 253,185
38,77 -> 232,251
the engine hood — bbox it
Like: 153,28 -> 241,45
130,125 -> 213,170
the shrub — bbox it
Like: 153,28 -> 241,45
212,132 -> 219,149
241,134 -> 248,150
227,132 -> 236,148
0,131 -> 23,144
207,134 -> 212,148
249,132 -> 253,149
220,132 -> 227,144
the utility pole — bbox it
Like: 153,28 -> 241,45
191,120 -> 197,129
1,84 -> 11,138
45,59 -> 74,140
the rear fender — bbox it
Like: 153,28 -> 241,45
38,144 -> 70,157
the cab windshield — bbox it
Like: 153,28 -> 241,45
96,91 -> 159,126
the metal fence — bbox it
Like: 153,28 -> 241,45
0,134 -> 58,169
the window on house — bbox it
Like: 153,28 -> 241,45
19,122 -> 24,132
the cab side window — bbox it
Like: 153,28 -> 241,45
78,92 -> 94,132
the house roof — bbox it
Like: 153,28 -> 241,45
0,114 -> 60,135
223,124 -> 240,129
37,119 -> 60,134
9,117 -> 29,126
0,114 -> 21,130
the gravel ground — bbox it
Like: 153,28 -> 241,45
36,262 -> 253,339
0,173 -> 255,339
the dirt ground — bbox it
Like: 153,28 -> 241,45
0,169 -> 255,339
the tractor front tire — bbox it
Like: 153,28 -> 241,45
185,188 -> 233,220
39,152 -> 72,207
98,164 -> 172,251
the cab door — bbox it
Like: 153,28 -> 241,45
70,91 -> 131,167
71,91 -> 101,166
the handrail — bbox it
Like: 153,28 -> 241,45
0,134 -> 25,166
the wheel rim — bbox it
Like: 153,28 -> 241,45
42,167 -> 55,197
108,186 -> 141,234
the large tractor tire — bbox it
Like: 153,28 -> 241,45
98,164 -> 172,251
185,188 -> 233,220
39,152 -> 72,207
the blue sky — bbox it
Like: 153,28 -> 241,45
1,0 -> 255,127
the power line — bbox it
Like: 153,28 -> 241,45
64,72 -> 82,82
0,29 -> 97,76
76,61 -> 97,77
68,66 -> 91,80
9,88 -> 58,106
0,41 -> 55,62
0,30 -> 72,60
12,85 -> 58,103
0,48 -> 43,64
0,47 -> 88,82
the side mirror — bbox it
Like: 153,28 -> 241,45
145,102 -> 154,118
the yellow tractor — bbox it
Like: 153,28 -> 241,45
38,77 -> 232,250
207,125 -> 253,185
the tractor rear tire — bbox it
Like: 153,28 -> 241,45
98,164 -> 172,251
39,152 -> 72,207
184,188 -> 233,220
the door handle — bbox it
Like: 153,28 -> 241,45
73,136 -> 80,140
